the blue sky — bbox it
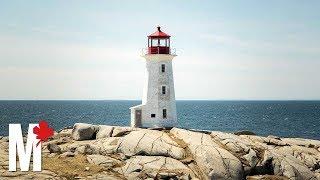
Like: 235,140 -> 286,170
0,0 -> 319,100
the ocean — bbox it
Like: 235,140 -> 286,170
0,100 -> 319,140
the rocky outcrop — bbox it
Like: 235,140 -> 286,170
171,128 -> 244,180
211,131 -> 260,174
262,149 -> 317,179
71,123 -> 99,140
112,126 -> 138,137
87,154 -> 122,168
96,125 -> 114,139
118,156 -> 195,179
116,129 -> 185,160
0,123 -> 319,180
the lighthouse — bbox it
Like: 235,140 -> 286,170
130,26 -> 177,128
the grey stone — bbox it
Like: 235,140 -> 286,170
76,144 -> 98,155
47,143 -> 61,154
71,123 -> 98,141
96,125 -> 114,139
100,137 -> 121,154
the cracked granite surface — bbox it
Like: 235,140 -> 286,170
0,123 -> 319,179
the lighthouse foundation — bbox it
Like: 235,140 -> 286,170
130,105 -> 177,128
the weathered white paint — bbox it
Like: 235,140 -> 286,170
130,54 -> 177,128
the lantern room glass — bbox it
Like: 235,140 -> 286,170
149,38 -> 170,47
147,37 -> 170,54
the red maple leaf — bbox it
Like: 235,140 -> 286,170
33,120 -> 54,147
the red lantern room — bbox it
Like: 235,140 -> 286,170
147,26 -> 171,55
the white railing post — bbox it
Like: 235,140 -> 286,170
170,48 -> 176,55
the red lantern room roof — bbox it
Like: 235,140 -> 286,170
148,26 -> 170,38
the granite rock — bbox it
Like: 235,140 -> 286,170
171,128 -> 244,180
1,124 -> 320,180
116,129 -> 185,160
72,123 -> 98,140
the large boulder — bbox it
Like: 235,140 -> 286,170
71,123 -> 98,141
47,143 -> 61,154
76,144 -> 99,155
116,129 -> 185,160
262,149 -> 317,180
211,131 -> 260,173
171,128 -> 243,180
117,156 -> 195,179
96,125 -> 114,139
100,137 -> 121,154
275,145 -> 320,171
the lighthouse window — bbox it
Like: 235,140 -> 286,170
161,64 -> 165,72
159,39 -> 166,46
163,109 -> 167,119
151,114 -> 156,118
162,86 -> 166,95
152,39 -> 158,46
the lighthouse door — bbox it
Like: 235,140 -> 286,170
135,110 -> 142,127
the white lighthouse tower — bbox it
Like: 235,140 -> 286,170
130,26 -> 177,128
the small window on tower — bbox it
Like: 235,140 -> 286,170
151,114 -> 156,118
162,86 -> 166,95
163,109 -> 167,119
161,64 -> 165,72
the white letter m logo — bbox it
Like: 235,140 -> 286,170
9,124 -> 41,171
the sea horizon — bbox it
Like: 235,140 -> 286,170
1,100 -> 319,140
